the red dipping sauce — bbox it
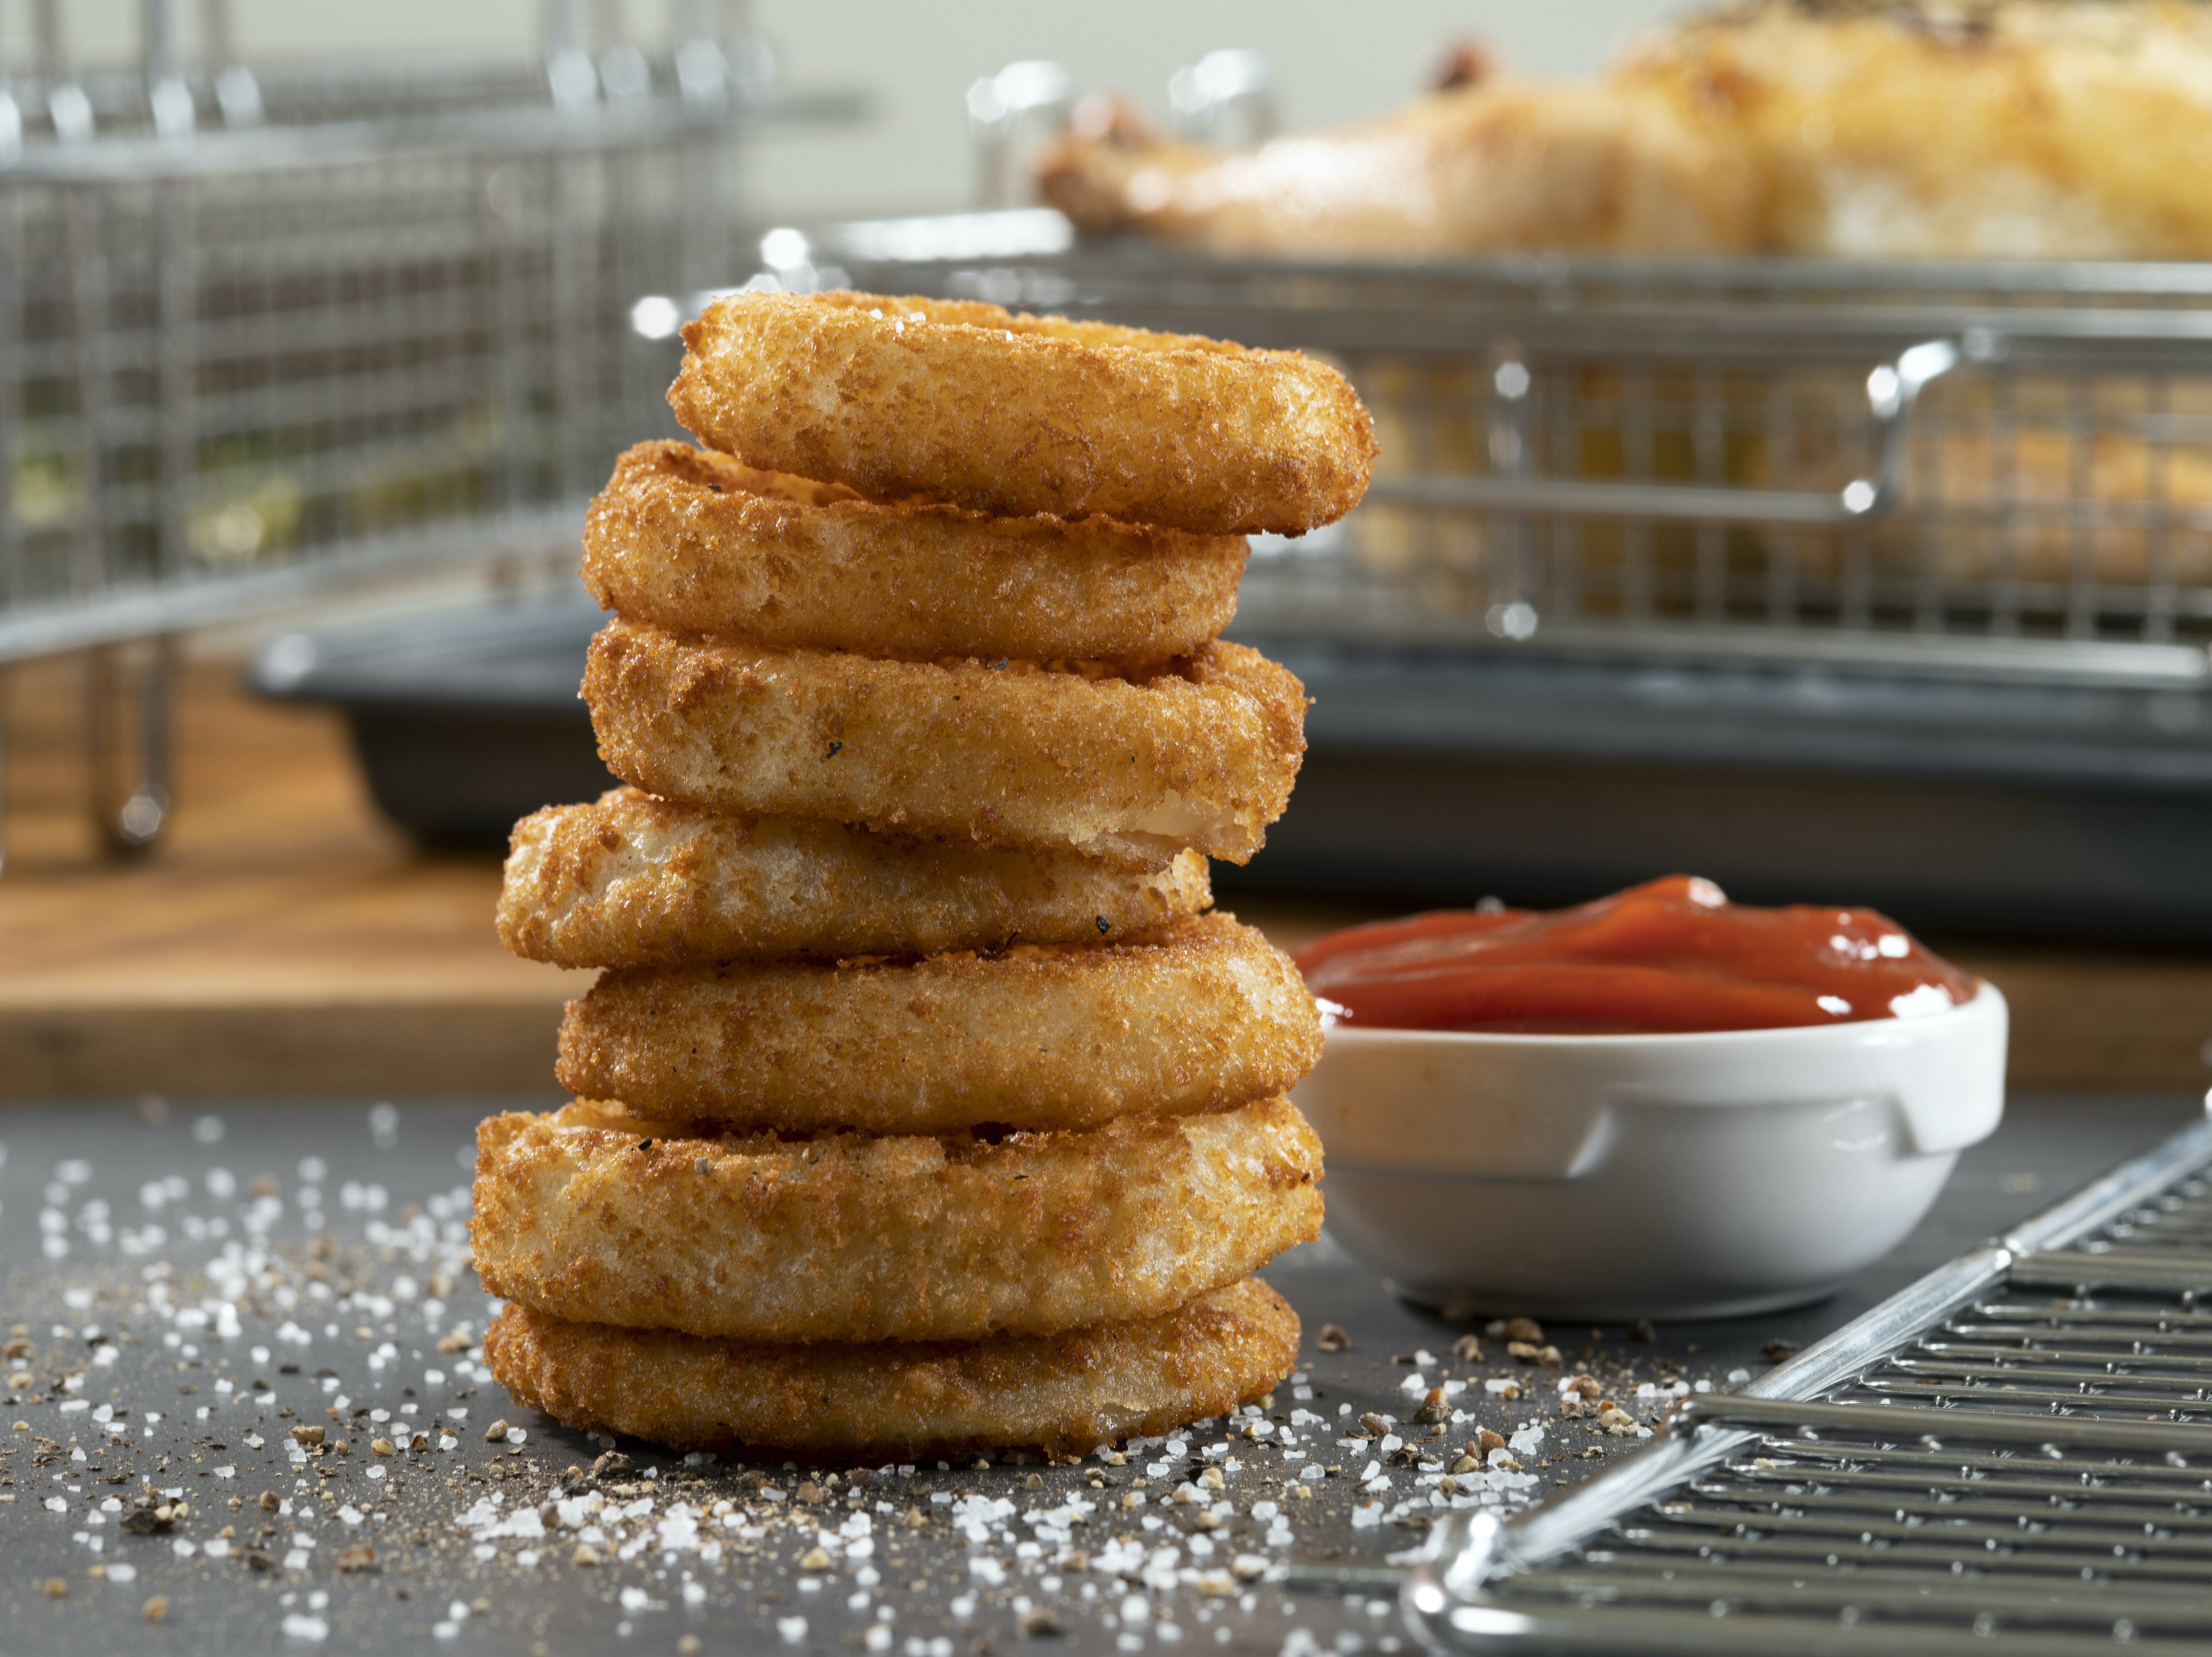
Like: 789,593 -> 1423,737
1293,875 -> 1978,1036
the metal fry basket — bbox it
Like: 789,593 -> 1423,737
797,219 -> 2212,936
814,224 -> 2212,676
0,5 -> 859,854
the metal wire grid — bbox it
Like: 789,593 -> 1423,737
821,230 -> 2212,686
0,100 -> 759,664
0,25 -> 858,859
1320,346 -> 2212,657
1405,1116 -> 2212,1653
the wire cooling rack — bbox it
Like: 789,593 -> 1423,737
1404,1108 -> 2212,1653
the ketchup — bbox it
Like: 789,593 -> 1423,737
1293,875 -> 1977,1036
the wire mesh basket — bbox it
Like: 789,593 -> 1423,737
754,216 -> 2212,935
810,218 -> 2212,690
0,60 -> 858,666
0,8 -> 857,857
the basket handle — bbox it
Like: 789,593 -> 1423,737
1361,337 -> 1965,528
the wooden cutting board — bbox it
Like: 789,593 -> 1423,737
0,653 -> 576,1097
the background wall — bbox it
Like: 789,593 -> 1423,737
26,0 -> 1682,219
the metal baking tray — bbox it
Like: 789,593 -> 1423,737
1237,630 -> 2212,940
246,597 -> 614,846
248,595 -> 2212,940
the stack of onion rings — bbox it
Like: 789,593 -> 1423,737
485,288 -> 1372,1458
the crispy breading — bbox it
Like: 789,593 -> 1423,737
582,617 -> 1306,869
584,442 -> 1247,662
498,786 -> 1214,968
555,912 -> 1321,1134
471,1097 -> 1321,1343
1625,1 -> 2212,261
1038,4 -> 2212,262
668,292 -> 1375,537
482,1276 -> 1300,1457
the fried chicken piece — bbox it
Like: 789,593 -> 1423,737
1039,1 -> 2212,260
1038,78 -> 1759,256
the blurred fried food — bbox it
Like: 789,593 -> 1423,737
1041,80 -> 1755,256
1040,1 -> 2212,260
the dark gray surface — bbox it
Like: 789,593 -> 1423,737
2,1088 -> 2201,1655
247,602 -> 617,847
245,600 -> 2212,939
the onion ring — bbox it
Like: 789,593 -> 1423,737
584,617 -> 1307,868
471,1096 -> 1321,1343
482,1276 -> 1299,1458
499,786 -> 1214,968
555,912 -> 1322,1134
584,441 -> 1247,662
668,291 -> 1375,536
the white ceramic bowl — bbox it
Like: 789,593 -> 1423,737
1291,985 -> 2008,1320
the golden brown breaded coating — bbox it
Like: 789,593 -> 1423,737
499,786 -> 1213,968
482,1277 -> 1300,1457
583,617 -> 1306,869
555,913 -> 1321,1134
584,442 -> 1247,663
668,292 -> 1375,537
471,1097 -> 1321,1343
